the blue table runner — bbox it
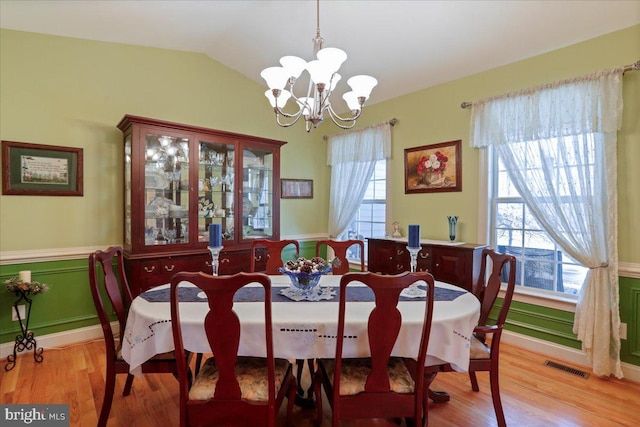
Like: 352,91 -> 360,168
140,285 -> 466,303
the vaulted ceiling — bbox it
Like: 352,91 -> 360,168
2,1 -> 639,106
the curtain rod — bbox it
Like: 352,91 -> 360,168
322,118 -> 397,141
460,59 -> 640,109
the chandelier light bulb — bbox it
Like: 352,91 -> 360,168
342,91 -> 361,111
280,56 -> 307,79
306,59 -> 334,87
260,66 -> 290,90
347,75 -> 378,99
316,47 -> 347,72
264,89 -> 292,109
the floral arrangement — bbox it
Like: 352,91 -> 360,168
198,196 -> 214,216
282,256 -> 340,274
417,151 -> 448,176
279,256 -> 340,291
5,277 -> 49,295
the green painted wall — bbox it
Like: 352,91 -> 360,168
1,26 -> 639,366
0,29 -> 329,252
350,25 -> 640,260
1,260 -> 94,343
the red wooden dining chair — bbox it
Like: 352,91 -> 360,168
250,239 -> 300,274
423,248 -> 516,427
314,271 -> 435,427
169,271 -> 297,427
315,239 -> 365,274
89,246 -> 179,427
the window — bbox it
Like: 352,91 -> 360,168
490,143 -> 588,296
338,159 -> 387,263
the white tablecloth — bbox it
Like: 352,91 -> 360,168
122,275 -> 480,376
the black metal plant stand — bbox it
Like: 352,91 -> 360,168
5,288 -> 44,372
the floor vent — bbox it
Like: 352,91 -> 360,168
544,360 -> 589,379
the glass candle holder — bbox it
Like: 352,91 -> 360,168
403,246 -> 426,298
207,246 -> 223,276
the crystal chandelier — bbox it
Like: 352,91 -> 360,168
260,0 -> 377,132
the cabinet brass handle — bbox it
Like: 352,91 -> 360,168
205,261 -> 212,267
164,265 -> 175,272
396,249 -> 404,256
143,266 -> 155,273
220,258 -> 230,264
396,264 -> 404,271
419,252 -> 429,259
436,263 -> 440,267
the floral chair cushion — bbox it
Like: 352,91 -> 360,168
320,357 -> 415,396
189,356 -> 290,401
469,335 -> 491,359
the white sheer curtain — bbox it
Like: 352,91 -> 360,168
327,123 -> 391,238
470,68 -> 624,378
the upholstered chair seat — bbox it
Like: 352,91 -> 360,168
189,357 -> 292,401
318,357 -> 415,396
469,336 -> 491,359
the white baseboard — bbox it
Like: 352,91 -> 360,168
0,322 -> 116,359
503,330 -> 640,383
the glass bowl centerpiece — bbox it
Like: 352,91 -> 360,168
278,257 -> 336,294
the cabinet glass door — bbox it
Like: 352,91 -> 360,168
198,140 -> 235,245
242,146 -> 274,240
124,134 -> 132,247
143,132 -> 190,246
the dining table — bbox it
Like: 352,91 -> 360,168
121,274 -> 481,386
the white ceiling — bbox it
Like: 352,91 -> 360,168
1,1 -> 639,106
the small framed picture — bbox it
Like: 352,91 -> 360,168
404,140 -> 462,194
2,140 -> 84,196
281,179 -> 313,199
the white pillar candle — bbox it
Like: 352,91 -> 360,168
19,270 -> 31,283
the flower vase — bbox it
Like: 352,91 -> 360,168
422,172 -> 436,186
447,216 -> 458,242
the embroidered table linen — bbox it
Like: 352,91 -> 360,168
122,275 -> 479,377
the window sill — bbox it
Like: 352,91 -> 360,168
499,285 -> 577,312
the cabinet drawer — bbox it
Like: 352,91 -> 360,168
392,245 -> 409,273
218,248 -> 267,274
133,257 -> 203,293
416,247 -> 433,272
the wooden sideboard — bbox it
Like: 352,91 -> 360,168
367,238 -> 487,293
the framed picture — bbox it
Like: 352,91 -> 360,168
2,140 -> 84,196
281,179 -> 313,199
404,139 -> 462,194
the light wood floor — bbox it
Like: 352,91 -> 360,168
2,340 -> 639,426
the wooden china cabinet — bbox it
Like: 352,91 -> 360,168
118,115 -> 286,295
367,238 -> 487,293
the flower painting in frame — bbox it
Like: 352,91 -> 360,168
404,140 -> 462,194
